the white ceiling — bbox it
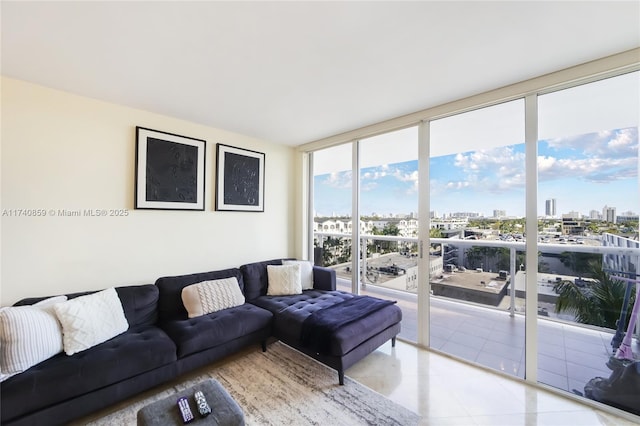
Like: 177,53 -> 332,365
2,1 -> 639,146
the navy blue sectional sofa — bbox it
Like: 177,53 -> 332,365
0,259 -> 401,426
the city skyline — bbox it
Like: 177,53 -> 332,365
313,127 -> 638,218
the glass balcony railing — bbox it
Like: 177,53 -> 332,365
315,231 -> 638,318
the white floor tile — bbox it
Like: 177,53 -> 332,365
348,341 -> 638,426
341,282 -> 639,424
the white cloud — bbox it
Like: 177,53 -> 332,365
394,169 -> 418,183
539,127 -> 638,183
360,164 -> 419,193
607,128 -> 638,157
455,146 -> 525,172
445,181 -> 471,190
448,127 -> 638,191
538,156 -> 637,183
545,128 -> 638,159
448,145 -> 526,192
322,171 -> 352,189
393,169 -> 419,194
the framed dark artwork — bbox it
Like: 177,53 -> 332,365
215,144 -> 265,212
135,127 -> 206,210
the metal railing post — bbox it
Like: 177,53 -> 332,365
510,247 -> 516,317
361,236 -> 367,289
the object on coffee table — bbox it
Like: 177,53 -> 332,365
137,379 -> 244,425
177,397 -> 194,424
194,390 -> 212,417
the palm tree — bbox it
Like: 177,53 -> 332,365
429,227 -> 443,238
558,251 -> 601,277
553,263 -> 634,329
465,246 -> 483,269
495,247 -> 511,271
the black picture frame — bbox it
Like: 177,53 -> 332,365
215,144 -> 265,212
135,127 -> 206,210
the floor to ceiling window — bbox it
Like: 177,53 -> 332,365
358,127 -> 419,341
536,71 -> 639,415
306,63 -> 639,419
428,99 -> 526,377
312,143 -> 353,285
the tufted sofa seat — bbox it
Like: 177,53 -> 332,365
251,290 -> 402,357
251,291 -> 355,343
161,304 -> 273,360
154,267 -> 273,375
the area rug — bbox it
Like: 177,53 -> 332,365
73,341 -> 420,425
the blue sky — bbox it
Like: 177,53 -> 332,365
314,127 -> 638,218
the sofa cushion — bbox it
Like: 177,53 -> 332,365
241,259 -> 293,301
266,264 -> 302,296
0,325 -> 176,422
324,304 -> 401,355
250,290 -> 402,356
115,285 -> 161,327
161,304 -> 272,358
156,268 -> 243,321
54,288 -> 129,355
0,296 -> 67,381
14,285 -> 160,329
181,277 -> 245,318
312,266 -> 337,291
283,260 -> 314,290
250,290 -> 353,318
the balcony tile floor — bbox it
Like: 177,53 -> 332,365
339,279 -> 640,423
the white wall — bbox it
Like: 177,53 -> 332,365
1,77 -> 296,306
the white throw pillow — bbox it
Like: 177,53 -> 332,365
181,277 -> 245,318
267,264 -> 302,296
282,260 -> 314,290
54,288 -> 128,356
0,295 -> 67,381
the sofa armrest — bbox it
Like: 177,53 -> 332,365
313,266 -> 336,291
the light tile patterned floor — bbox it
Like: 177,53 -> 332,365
347,339 -> 639,425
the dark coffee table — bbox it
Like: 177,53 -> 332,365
137,379 -> 244,425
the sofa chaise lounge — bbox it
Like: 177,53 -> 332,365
242,259 -> 402,385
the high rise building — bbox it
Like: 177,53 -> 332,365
545,199 -> 556,217
603,205 -> 617,223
